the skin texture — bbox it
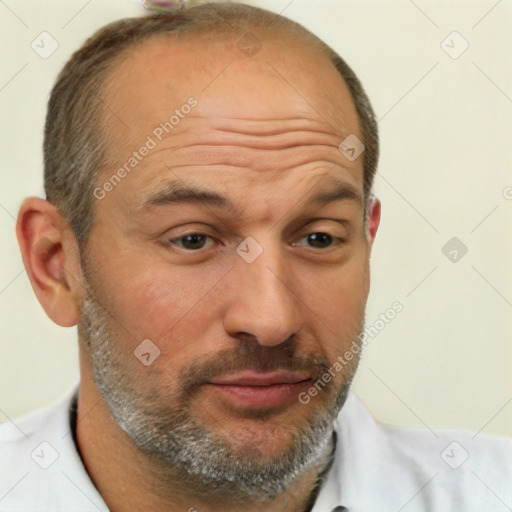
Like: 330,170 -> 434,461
17,30 -> 380,512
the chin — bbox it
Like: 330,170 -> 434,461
226,422 -> 294,458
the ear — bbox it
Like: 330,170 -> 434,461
366,196 -> 381,248
16,197 -> 84,327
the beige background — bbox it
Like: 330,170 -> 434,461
1,0 -> 511,438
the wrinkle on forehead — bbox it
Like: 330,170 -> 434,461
145,115 -> 351,173
173,117 -> 345,147
170,144 -> 350,175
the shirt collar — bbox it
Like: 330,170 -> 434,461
309,392 -> 361,512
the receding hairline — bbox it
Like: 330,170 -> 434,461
110,19 -> 337,68
101,11 -> 348,105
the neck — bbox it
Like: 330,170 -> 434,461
75,376 -> 334,512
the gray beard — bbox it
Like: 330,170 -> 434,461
80,287 -> 361,502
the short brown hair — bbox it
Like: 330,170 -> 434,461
44,2 -> 379,245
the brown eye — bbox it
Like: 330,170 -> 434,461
171,234 -> 212,250
305,233 -> 334,248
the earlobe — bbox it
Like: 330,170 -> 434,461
16,197 -> 83,327
367,196 -> 381,246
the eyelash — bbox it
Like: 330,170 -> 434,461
166,232 -> 346,252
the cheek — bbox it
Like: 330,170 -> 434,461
90,261 -> 228,361
302,258 -> 368,355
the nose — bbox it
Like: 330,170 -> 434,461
222,244 -> 304,347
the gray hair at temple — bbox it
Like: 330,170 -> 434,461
43,2 -> 379,246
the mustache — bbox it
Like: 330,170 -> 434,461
175,338 -> 332,391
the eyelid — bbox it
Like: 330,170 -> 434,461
294,219 -> 349,237
161,221 -> 217,240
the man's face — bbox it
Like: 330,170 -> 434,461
79,34 -> 376,497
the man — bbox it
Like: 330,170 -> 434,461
1,2 -> 510,511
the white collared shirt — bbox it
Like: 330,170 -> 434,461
1,386 -> 511,511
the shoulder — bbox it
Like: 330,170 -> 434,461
334,392 -> 512,511
0,393 -> 67,469
0,386 -> 107,511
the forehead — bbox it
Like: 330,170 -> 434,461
103,31 -> 361,146
96,31 -> 364,216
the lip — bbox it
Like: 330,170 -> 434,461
204,370 -> 311,409
207,370 -> 311,387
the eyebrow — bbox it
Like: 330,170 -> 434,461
140,178 -> 363,213
141,181 -> 237,212
305,179 -> 363,207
